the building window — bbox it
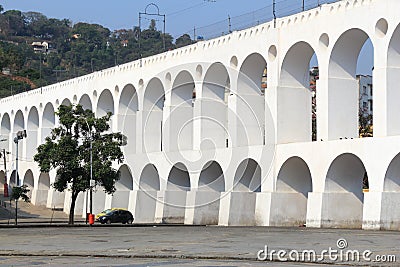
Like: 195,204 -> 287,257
369,84 -> 373,96
368,99 -> 373,112
363,86 -> 367,95
363,102 -> 368,111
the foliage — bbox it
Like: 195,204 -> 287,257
0,8 -> 196,98
33,104 -> 126,224
359,113 -> 373,138
11,185 -> 30,202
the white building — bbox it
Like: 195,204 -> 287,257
358,74 -> 373,117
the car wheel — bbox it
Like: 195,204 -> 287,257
127,219 -> 133,224
106,219 -> 111,225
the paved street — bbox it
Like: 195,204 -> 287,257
0,226 -> 399,266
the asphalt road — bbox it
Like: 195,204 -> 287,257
0,226 -> 399,266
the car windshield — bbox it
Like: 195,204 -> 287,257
101,209 -> 112,214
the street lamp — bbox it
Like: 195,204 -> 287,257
14,130 -> 27,187
81,118 -> 94,224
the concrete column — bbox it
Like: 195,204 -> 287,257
193,191 -> 222,225
162,190 -> 188,224
46,188 -> 65,209
220,191 -> 257,226
184,191 -> 196,224
110,190 -> 131,209
134,190 -> 158,223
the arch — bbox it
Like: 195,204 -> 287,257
139,164 -> 160,191
23,169 -> 34,199
42,103 -> 55,143
27,107 -> 39,159
167,163 -> 190,191
328,28 -> 373,139
9,170 -> 18,186
143,78 -> 165,111
171,70 -> 195,106
96,89 -> 114,117
78,94 -> 93,111
38,173 -> 50,190
118,84 -> 138,154
61,98 -> 72,106
1,113 -> 11,134
384,153 -> 400,192
278,41 -> 316,143
233,158 -> 261,192
13,110 -> 24,159
201,63 -> 230,149
0,170 -> 5,189
386,23 -> 400,135
13,110 -> 24,133
325,153 -> 366,201
167,71 -> 195,151
116,164 -> 133,191
198,161 -> 225,192
276,156 -> 312,196
142,78 -> 165,153
0,113 -> 10,150
236,53 -> 266,146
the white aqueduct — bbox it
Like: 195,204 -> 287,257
1,0 -> 400,230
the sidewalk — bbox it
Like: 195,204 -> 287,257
0,192 -> 72,225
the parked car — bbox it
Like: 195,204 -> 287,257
95,208 -> 126,220
96,209 -> 134,224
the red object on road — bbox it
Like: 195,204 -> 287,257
89,213 -> 95,225
3,183 -> 8,197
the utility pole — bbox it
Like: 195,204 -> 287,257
1,148 -> 8,197
302,0 -> 305,11
273,0 -> 276,28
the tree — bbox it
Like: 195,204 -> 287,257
175,34 -> 193,48
10,185 -> 30,225
34,104 -> 126,224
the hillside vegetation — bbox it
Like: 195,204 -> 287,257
0,5 -> 193,98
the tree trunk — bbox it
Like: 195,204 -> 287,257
69,191 -> 79,224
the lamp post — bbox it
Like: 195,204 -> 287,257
13,130 -> 27,225
81,118 -> 94,224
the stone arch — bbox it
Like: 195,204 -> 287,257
38,173 -> 50,190
116,164 -> 134,191
1,113 -> 11,150
139,164 -> 160,191
61,98 -> 71,106
167,70 -> 195,151
323,153 -> 367,228
23,169 -> 34,199
201,63 -> 230,149
118,84 -> 138,155
276,156 -> 312,196
78,94 -> 92,111
9,170 -> 18,186
233,158 -> 261,192
384,153 -> 400,192
142,78 -> 165,153
27,107 -> 39,159
111,164 -> 133,209
270,156 -> 312,226
96,89 -> 114,117
279,41 -> 317,143
198,161 -> 225,192
237,53 -> 266,146
328,28 -> 374,140
386,23 -> 400,135
13,110 -> 24,158
135,163 -> 160,223
42,103 -> 55,143
167,163 -> 190,191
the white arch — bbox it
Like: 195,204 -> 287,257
96,89 -> 115,117
276,156 -> 312,196
201,62 -> 230,149
61,98 -> 72,106
327,28 -> 373,140
116,164 -> 134,191
23,169 -> 34,199
38,173 -> 50,190
233,158 -> 261,192
384,153 -> 400,192
27,107 -> 39,159
142,78 -> 165,153
118,84 -> 138,155
139,164 -> 160,191
236,53 -> 266,146
78,94 -> 93,111
198,161 -> 225,192
42,103 -> 55,143
13,110 -> 24,133
386,23 -> 400,135
167,163 -> 190,191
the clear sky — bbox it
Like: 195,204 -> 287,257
1,0 -> 372,74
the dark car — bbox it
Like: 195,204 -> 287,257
97,209 -> 134,224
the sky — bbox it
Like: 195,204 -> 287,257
1,0 -> 373,74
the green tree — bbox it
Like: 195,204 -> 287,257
10,185 -> 30,225
175,34 -> 193,48
34,104 -> 126,224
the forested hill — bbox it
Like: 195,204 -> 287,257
0,5 -> 193,98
